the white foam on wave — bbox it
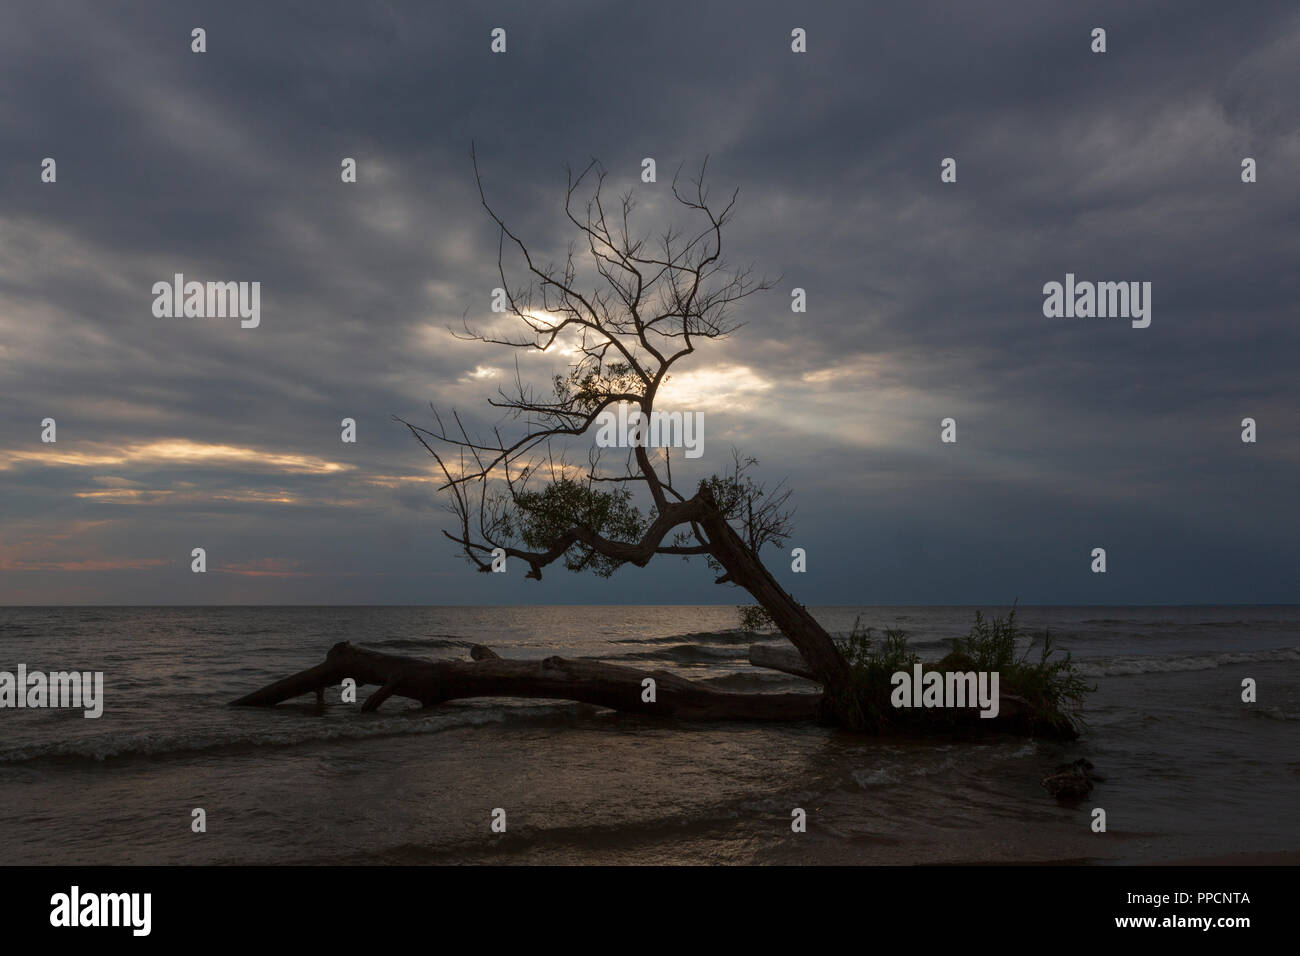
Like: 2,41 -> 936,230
852,767 -> 895,787
1081,646 -> 1300,677
0,701 -> 579,764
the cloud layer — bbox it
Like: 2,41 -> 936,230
2,1 -> 1297,604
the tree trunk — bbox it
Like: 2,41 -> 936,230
231,641 -> 823,722
697,488 -> 854,717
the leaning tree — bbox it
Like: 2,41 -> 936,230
235,150 -> 860,724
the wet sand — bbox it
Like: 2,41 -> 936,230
1147,850 -> 1300,866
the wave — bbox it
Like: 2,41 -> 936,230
606,644 -> 746,664
0,701 -> 594,767
1081,646 -> 1300,677
611,629 -> 769,646
289,789 -> 817,865
360,636 -> 470,651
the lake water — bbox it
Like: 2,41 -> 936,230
0,605 -> 1296,864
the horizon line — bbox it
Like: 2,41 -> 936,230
3,603 -> 1297,610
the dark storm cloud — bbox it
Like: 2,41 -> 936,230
1,0 -> 1296,604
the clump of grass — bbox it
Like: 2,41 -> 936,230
836,617 -> 919,732
947,604 -> 1093,737
837,604 -> 1093,738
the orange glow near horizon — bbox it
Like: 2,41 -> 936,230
1,439 -> 352,475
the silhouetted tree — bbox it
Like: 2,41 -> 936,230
399,148 -> 854,719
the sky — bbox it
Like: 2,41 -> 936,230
1,0 -> 1297,606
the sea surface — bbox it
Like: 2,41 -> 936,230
0,605 -> 1296,865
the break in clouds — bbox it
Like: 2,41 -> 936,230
1,0 -> 1298,605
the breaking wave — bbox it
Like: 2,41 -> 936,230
1081,646 -> 1300,677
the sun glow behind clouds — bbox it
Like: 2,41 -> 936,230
657,364 -> 773,411
1,440 -> 351,475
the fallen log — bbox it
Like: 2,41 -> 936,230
232,641 -> 823,722
748,643 -> 816,680
233,641 -> 1068,736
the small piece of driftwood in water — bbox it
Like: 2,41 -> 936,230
1042,758 -> 1102,800
231,641 -> 822,722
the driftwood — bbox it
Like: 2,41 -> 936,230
232,639 -> 1065,737
748,643 -> 816,680
1042,758 -> 1105,800
232,641 -> 824,722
